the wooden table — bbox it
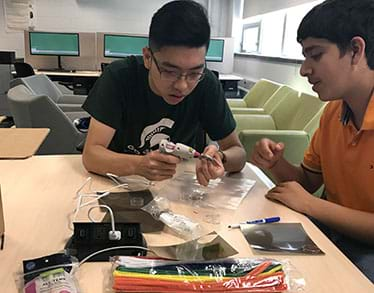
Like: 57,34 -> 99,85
35,70 -> 101,78
0,155 -> 372,292
0,128 -> 49,159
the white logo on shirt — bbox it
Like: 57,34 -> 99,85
125,118 -> 175,154
138,118 -> 175,148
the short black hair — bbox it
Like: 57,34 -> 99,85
149,0 -> 211,52
297,0 -> 374,69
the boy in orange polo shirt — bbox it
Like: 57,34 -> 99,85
250,0 -> 374,282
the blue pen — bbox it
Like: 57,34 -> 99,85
228,216 -> 280,228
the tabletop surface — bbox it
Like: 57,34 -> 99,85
35,69 -> 101,77
0,155 -> 372,292
0,128 -> 49,159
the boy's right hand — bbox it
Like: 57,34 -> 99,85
137,150 -> 181,181
250,138 -> 285,169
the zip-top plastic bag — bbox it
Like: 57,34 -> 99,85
17,253 -> 80,293
109,256 -> 306,292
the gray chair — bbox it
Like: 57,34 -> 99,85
7,84 -> 87,154
10,74 -> 86,112
0,64 -> 12,116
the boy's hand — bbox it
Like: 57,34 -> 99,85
265,181 -> 315,214
137,150 -> 181,181
250,138 -> 284,169
196,144 -> 224,186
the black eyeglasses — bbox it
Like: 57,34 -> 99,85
150,50 -> 205,83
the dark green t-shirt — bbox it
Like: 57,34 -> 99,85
82,56 -> 236,155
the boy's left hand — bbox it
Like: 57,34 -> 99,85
196,144 -> 224,186
265,181 -> 314,214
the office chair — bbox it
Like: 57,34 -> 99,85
7,84 -> 87,154
14,62 -> 35,78
10,74 -> 87,112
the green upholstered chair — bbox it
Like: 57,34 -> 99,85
233,86 -> 301,133
227,78 -> 282,109
230,85 -> 297,115
236,93 -> 326,165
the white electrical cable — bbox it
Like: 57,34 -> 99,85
75,177 -> 92,198
77,182 -> 128,210
87,204 -> 116,232
78,246 -> 150,266
70,177 -> 129,231
106,172 -> 154,187
106,173 -> 123,186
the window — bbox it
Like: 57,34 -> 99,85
238,1 -> 323,60
241,22 -> 261,53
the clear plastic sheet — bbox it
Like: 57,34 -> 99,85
157,172 -> 256,210
109,256 -> 306,292
106,173 -> 155,192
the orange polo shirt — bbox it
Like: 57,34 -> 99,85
302,95 -> 374,213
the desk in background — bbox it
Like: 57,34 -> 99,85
35,70 -> 244,97
35,70 -> 101,95
220,73 -> 244,99
0,128 -> 49,159
0,155 -> 372,292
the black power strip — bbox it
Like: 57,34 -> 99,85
65,222 -> 147,262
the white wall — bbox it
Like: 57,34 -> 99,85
243,0 -> 316,18
234,55 -> 314,94
0,0 -> 25,57
233,0 -> 317,94
0,0 -> 230,58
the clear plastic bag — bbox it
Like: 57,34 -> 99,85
109,256 -> 305,292
16,253 -> 81,293
141,196 -> 205,240
158,172 -> 256,210
106,173 -> 154,192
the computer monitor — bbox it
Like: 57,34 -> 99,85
29,31 -> 80,71
104,34 -> 148,58
206,39 -> 224,62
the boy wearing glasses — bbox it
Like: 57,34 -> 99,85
250,0 -> 374,281
82,0 -> 246,185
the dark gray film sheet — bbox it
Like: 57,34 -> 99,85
241,223 -> 324,255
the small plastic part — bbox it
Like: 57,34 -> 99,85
109,230 -> 122,241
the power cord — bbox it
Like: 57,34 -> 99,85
87,204 -> 121,241
78,246 -> 150,266
69,176 -> 150,263
70,177 -> 128,230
